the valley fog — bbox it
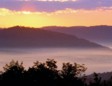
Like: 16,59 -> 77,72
0,48 -> 112,74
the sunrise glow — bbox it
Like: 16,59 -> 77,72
0,0 -> 112,28
0,8 -> 112,28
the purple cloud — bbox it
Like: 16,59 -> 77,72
0,0 -> 112,12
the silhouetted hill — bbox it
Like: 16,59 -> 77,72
87,72 -> 112,82
43,25 -> 112,48
0,26 -> 109,49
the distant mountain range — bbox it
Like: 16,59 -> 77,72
0,26 -> 109,49
43,25 -> 112,48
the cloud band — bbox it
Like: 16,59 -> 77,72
0,0 -> 112,12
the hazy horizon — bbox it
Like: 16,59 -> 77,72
0,48 -> 112,74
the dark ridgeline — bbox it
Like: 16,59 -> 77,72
0,26 -> 109,49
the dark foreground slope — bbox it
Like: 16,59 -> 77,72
0,26 -> 109,49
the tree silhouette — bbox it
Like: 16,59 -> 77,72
60,62 -> 87,86
0,60 -> 25,86
0,59 -> 87,86
89,73 -> 102,86
27,59 -> 59,86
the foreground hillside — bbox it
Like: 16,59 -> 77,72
0,26 -> 108,49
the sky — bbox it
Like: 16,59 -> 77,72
0,0 -> 112,27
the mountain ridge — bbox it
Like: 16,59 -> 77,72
43,25 -> 112,48
0,26 -> 109,49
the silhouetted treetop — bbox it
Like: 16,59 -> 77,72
0,59 -> 88,86
3,60 -> 24,72
1,59 -> 112,86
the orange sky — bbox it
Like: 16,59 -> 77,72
0,8 -> 112,28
